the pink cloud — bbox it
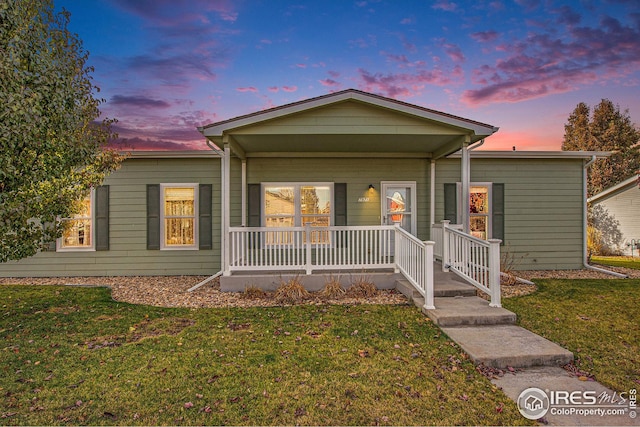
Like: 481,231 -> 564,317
319,79 -> 340,88
268,86 -> 279,93
357,66 -> 464,98
282,86 -> 298,92
432,1 -> 458,12
237,87 -> 258,93
471,30 -> 500,43
463,14 -> 640,106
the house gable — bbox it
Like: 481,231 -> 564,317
200,89 -> 498,158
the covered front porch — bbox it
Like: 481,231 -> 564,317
218,222 -> 502,308
198,89 -> 502,308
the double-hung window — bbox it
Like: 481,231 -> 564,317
161,184 -> 198,249
263,183 -> 332,243
456,182 -> 492,240
59,191 -> 94,250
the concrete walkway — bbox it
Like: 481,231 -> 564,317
396,270 -> 573,369
396,271 -> 637,426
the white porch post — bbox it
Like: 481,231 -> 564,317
222,141 -> 231,276
430,160 -> 436,226
241,159 -> 247,226
488,239 -> 502,307
441,220 -> 450,272
424,240 -> 435,310
461,139 -> 471,234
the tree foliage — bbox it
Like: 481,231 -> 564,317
562,99 -> 640,197
0,0 -> 123,262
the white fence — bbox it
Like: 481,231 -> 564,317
434,220 -> 502,307
227,225 -> 435,309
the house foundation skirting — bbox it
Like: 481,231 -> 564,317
220,270 -> 402,292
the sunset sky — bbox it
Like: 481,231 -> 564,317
56,0 -> 640,151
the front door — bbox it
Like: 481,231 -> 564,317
381,181 -> 417,235
380,181 -> 418,255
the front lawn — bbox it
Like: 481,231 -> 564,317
503,279 -> 640,393
591,255 -> 640,270
0,285 -> 529,426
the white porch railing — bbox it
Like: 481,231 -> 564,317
430,221 -> 463,260
394,227 -> 435,309
227,225 -> 435,309
228,225 -> 396,274
435,220 -> 502,307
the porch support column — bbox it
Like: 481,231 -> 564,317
241,159 -> 247,226
430,160 -> 435,226
461,137 -> 471,234
222,138 -> 231,276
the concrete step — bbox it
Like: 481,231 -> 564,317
434,282 -> 476,297
440,324 -> 574,368
423,296 -> 517,326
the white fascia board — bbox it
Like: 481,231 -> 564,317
447,150 -> 612,159
588,174 -> 639,203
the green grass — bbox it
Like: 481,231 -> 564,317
591,255 -> 640,270
503,279 -> 640,392
0,285 -> 530,426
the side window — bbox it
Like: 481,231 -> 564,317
59,191 -> 94,250
469,185 -> 491,240
161,184 -> 198,249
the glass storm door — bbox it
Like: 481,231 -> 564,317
381,182 -> 417,256
381,182 -> 416,235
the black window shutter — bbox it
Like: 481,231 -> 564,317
95,185 -> 110,251
492,183 -> 505,244
334,183 -> 347,226
444,183 -> 457,223
247,184 -> 261,249
147,184 -> 160,250
199,184 -> 212,250
247,184 -> 261,227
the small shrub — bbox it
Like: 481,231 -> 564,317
274,278 -> 310,304
242,285 -> 268,299
587,225 -> 603,261
346,277 -> 378,298
321,277 -> 346,299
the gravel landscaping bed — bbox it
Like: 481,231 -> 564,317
1,264 -> 636,308
0,275 -> 408,308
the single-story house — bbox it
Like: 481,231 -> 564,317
0,89 -> 609,305
588,174 -> 640,255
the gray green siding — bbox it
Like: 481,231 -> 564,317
246,157 -> 431,240
592,183 -> 640,252
434,158 -> 585,270
0,158 -> 221,277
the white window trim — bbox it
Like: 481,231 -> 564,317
57,189 -> 96,252
456,182 -> 493,239
261,182 -> 334,227
160,183 -> 199,251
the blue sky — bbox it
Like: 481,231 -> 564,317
56,0 -> 640,151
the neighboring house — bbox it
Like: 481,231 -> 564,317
0,89 -> 608,284
588,175 -> 640,255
